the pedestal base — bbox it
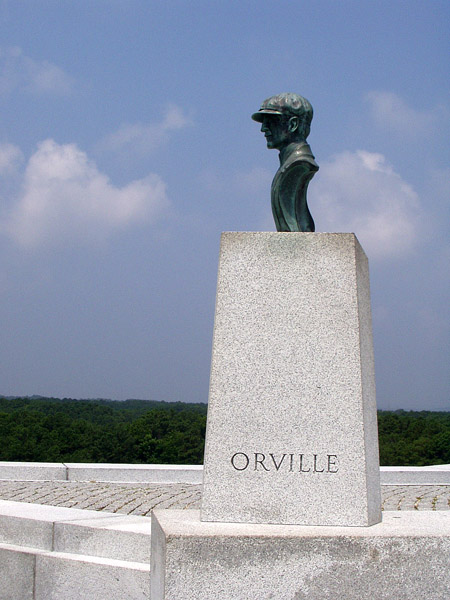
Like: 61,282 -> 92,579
151,509 -> 450,600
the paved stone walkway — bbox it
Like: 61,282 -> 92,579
0,481 -> 201,516
0,481 -> 449,515
381,484 -> 450,511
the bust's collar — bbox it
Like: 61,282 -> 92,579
279,141 -> 308,165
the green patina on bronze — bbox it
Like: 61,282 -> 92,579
252,93 -> 319,232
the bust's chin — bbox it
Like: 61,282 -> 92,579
266,137 -> 293,151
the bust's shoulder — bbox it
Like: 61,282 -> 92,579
280,143 -> 319,172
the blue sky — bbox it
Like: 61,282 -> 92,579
0,1 -> 448,410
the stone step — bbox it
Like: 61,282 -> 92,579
0,542 -> 149,600
0,500 -> 151,599
0,500 -> 152,563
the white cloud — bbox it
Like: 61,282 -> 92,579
99,104 -> 193,155
365,91 -> 437,136
310,150 -> 421,259
0,46 -> 73,95
3,139 -> 168,247
0,142 -> 23,173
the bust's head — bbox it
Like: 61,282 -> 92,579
252,93 -> 313,150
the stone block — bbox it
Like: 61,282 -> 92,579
202,232 -> 381,526
0,461 -> 66,481
54,514 -> 152,562
0,500 -> 152,563
0,544 -> 35,600
34,551 -> 149,600
0,500 -> 103,550
66,462 -> 202,483
151,509 -> 450,600
380,465 -> 450,484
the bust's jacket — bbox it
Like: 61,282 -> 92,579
271,141 -> 319,232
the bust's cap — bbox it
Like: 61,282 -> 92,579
251,100 -> 284,122
252,93 -> 313,123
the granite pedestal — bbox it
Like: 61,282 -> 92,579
201,232 -> 381,526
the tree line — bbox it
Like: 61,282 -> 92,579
377,409 -> 449,466
0,397 -> 448,466
0,397 -> 206,464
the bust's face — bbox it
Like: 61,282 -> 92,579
260,115 -> 291,150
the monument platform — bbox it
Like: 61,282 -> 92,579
151,509 -> 450,600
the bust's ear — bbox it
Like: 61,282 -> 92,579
288,116 -> 299,133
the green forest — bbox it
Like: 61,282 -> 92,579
0,396 -> 449,466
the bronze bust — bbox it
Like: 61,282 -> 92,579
252,93 -> 319,232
